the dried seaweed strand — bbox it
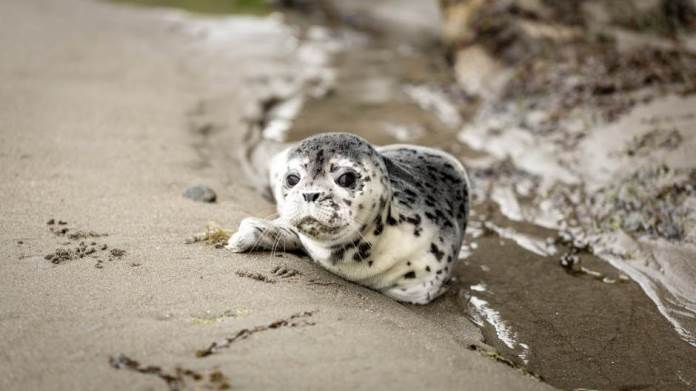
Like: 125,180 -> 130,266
109,353 -> 230,391
196,311 -> 317,358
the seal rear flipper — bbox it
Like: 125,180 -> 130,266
382,282 -> 447,305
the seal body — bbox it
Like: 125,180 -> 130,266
227,133 -> 469,304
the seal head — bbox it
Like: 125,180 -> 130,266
273,133 -> 390,246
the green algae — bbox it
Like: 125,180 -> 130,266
110,0 -> 271,16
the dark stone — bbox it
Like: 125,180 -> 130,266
183,185 -> 217,203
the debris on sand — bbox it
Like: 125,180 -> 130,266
43,219 -> 123,268
44,241 -> 123,267
49,226 -> 69,236
47,219 -> 108,239
44,248 -> 76,264
558,250 -> 629,284
235,270 -> 276,284
467,344 -> 543,381
196,311 -> 317,357
67,230 -> 108,240
109,353 -> 231,391
185,222 -> 231,248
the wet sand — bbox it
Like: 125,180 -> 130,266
0,1 -> 552,390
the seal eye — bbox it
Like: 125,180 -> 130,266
336,172 -> 357,188
286,174 -> 300,187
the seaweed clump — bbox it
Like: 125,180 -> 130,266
185,222 -> 232,248
590,166 -> 696,241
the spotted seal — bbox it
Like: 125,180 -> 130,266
227,132 -> 469,304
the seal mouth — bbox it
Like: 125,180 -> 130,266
294,217 -> 346,238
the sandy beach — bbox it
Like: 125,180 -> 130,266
0,1 -> 553,390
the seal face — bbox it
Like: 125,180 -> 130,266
227,132 -> 469,304
275,134 -> 389,245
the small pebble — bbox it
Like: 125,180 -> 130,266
183,185 -> 217,203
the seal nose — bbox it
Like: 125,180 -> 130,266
303,192 -> 321,202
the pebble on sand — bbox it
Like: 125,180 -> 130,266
183,185 -> 217,203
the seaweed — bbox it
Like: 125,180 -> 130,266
185,222 -> 231,248
196,311 -> 317,358
109,353 -> 231,391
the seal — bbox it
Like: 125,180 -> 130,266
227,132 -> 469,304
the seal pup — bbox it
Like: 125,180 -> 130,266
227,132 -> 469,304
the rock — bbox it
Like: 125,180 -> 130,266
454,45 -> 511,99
183,185 -> 217,203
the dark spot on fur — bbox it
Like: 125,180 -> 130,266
353,242 -> 372,261
404,271 -> 416,279
405,214 -> 421,226
430,243 -> 444,262
373,216 -> 384,236
331,247 -> 346,263
386,210 -> 398,226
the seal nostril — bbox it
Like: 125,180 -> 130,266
303,192 -> 321,202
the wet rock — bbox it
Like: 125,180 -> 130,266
183,185 -> 217,203
559,253 -> 581,272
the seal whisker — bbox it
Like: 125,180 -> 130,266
270,233 -> 282,258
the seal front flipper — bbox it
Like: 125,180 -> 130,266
227,217 -> 303,253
